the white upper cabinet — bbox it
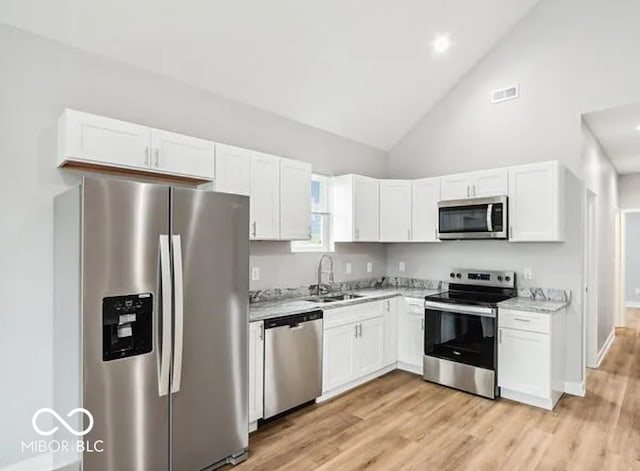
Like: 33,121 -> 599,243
150,129 -> 214,180
411,178 -> 440,242
379,180 -> 412,242
508,161 -> 564,242
440,173 -> 473,200
58,109 -> 216,181
58,109 -> 151,171
473,168 -> 508,197
279,157 -> 312,240
250,152 -> 280,240
214,143 -> 251,196
440,169 -> 507,200
332,174 -> 379,242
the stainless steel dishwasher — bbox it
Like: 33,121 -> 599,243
263,310 -> 323,419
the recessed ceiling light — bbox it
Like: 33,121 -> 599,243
431,33 -> 452,54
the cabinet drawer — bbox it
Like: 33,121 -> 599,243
499,309 -> 550,334
405,298 -> 424,314
324,301 -> 384,329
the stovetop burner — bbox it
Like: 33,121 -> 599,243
425,268 -> 517,308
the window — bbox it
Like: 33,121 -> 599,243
291,174 -> 334,253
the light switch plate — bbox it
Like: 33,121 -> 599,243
523,267 -> 533,280
251,267 -> 260,281
346,262 -> 352,275
367,262 -> 373,273
399,261 -> 406,272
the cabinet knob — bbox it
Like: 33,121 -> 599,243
154,149 -> 160,167
144,147 -> 150,166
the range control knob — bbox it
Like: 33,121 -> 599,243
505,276 -> 512,282
456,273 -> 462,279
497,276 -> 503,282
450,272 -> 455,278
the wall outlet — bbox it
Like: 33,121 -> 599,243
523,267 -> 533,280
251,267 -> 260,281
367,262 -> 373,273
345,262 -> 352,275
399,261 -> 406,272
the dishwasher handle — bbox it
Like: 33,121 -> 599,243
264,310 -> 323,329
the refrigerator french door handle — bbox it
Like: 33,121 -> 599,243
158,235 -> 172,397
171,234 -> 185,394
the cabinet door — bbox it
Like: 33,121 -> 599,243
250,152 -> 280,240
498,328 -> 550,398
323,324 -> 358,393
249,322 -> 264,423
411,178 -> 440,242
279,158 -> 312,240
383,299 -> 398,366
440,174 -> 473,200
60,109 -> 151,170
509,162 -> 562,242
214,144 -> 251,195
379,180 -> 412,242
398,302 -> 424,369
151,129 -> 215,180
353,176 -> 379,241
473,169 -> 508,197
356,316 -> 385,378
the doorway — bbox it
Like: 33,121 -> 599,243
620,210 -> 640,329
584,189 -> 598,368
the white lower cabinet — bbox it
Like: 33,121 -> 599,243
397,298 -> 424,374
249,321 -> 264,429
383,298 -> 398,367
321,301 -> 389,399
498,308 -> 566,410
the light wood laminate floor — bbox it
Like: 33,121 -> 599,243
227,318 -> 640,471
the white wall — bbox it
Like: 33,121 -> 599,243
619,174 -> 640,209
625,212 -> 640,306
386,0 -> 640,385
0,25 -> 386,469
581,121 -> 618,353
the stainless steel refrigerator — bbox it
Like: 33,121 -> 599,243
53,176 -> 249,471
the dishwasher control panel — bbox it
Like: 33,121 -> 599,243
264,310 -> 323,329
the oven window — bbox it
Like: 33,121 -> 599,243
425,309 -> 495,370
439,204 -> 489,233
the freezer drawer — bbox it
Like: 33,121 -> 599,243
264,311 -> 323,419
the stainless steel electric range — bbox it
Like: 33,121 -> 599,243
423,269 -> 516,399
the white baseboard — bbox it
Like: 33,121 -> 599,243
1,454 -> 53,471
317,363 -> 396,402
564,380 -> 586,397
501,388 -> 560,411
396,361 -> 422,375
596,328 -> 615,368
625,302 -> 640,309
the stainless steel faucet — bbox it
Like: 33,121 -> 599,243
316,254 -> 335,295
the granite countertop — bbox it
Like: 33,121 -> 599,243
498,297 -> 568,313
249,287 -> 440,322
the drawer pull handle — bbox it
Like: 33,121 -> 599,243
514,318 -> 531,322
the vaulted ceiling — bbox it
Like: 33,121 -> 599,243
0,0 -> 539,150
585,102 -> 640,175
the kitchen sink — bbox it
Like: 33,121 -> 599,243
305,293 -> 364,303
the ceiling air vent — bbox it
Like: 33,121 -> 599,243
491,85 -> 519,104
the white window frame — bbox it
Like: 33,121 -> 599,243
291,174 -> 334,253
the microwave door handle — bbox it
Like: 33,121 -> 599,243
486,204 -> 493,232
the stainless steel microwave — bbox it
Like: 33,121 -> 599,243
438,196 -> 508,240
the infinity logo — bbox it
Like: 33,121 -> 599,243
32,408 -> 94,437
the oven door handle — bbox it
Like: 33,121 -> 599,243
424,301 -> 495,318
486,204 -> 493,232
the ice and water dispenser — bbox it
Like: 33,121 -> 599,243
102,293 -> 153,361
